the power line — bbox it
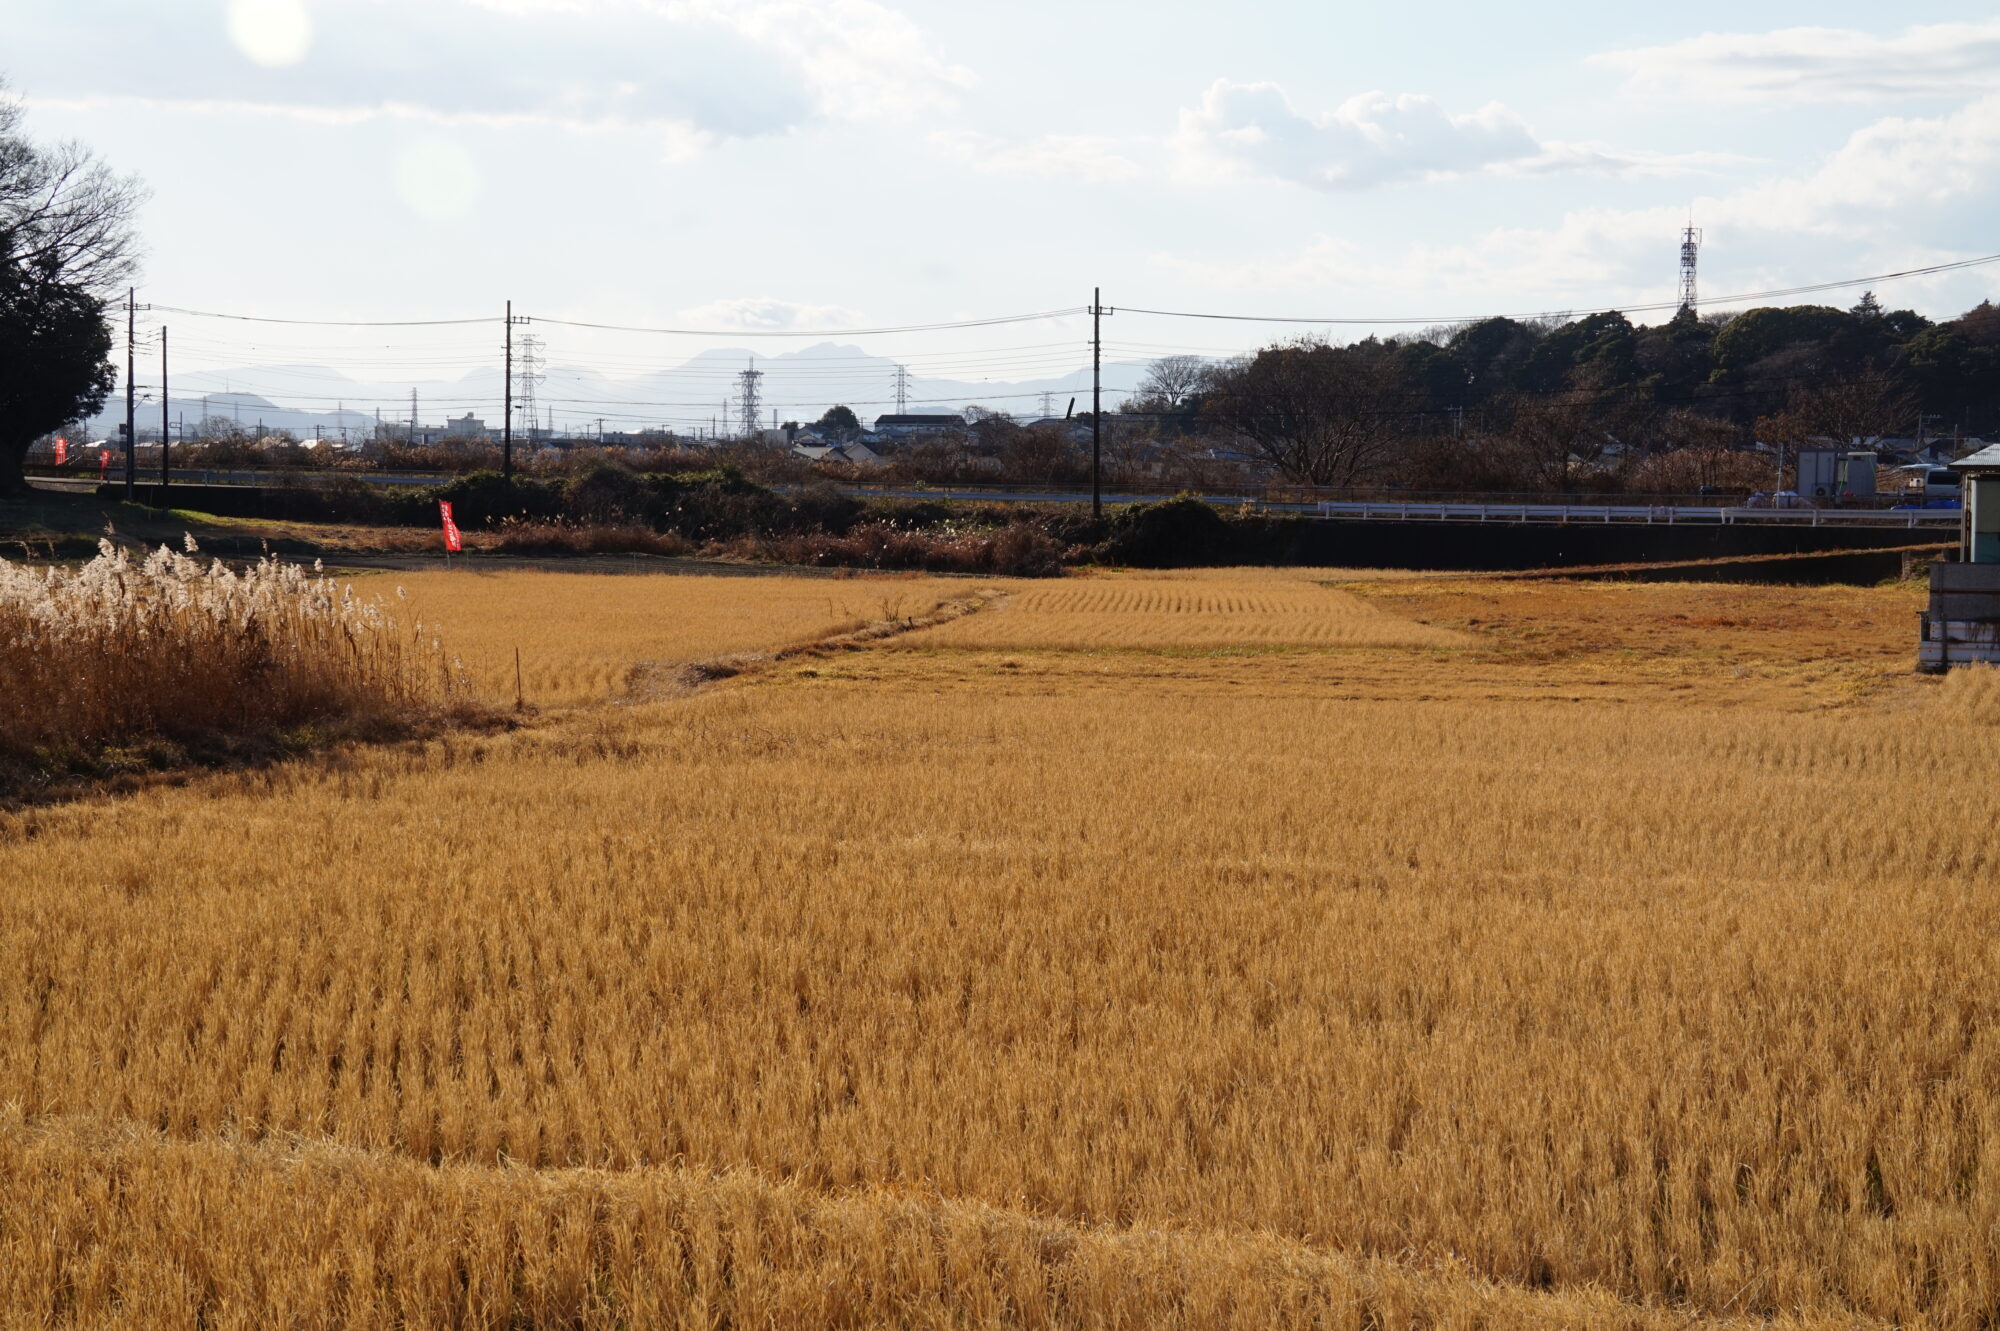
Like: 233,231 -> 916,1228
523,307 -> 1089,336
149,305 -> 497,327
1114,251 -> 2000,327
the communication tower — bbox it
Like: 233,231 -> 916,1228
737,357 -> 763,440
1679,220 -> 1702,314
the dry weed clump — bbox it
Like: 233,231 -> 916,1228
0,540 -> 461,782
490,520 -> 695,558
741,520 -> 1066,577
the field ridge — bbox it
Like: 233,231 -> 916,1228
3,1108 -> 1837,1330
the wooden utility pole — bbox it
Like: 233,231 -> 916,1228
503,300 -> 514,482
160,326 -> 170,497
1091,287 -> 1102,520
123,287 -> 136,500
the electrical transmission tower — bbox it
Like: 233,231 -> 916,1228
513,333 -> 544,439
893,364 -> 911,414
1679,220 -> 1702,314
1039,390 -> 1056,418
737,357 -> 763,440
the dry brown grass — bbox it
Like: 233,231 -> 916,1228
0,567 -> 1992,1327
902,570 -> 1466,651
388,569 -> 980,707
0,542 -> 459,783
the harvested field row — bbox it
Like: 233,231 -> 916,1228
905,576 -> 1466,650
387,569 -> 978,706
2,1112 -> 1795,1331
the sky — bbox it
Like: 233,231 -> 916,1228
8,0 -> 2000,430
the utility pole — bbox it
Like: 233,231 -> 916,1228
123,287 -> 136,500
1091,286 -> 1103,520
160,326 -> 170,496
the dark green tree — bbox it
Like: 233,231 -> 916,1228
816,404 -> 861,438
0,272 -> 113,491
0,87 -> 142,494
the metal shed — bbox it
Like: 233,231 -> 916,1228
1919,444 -> 2000,670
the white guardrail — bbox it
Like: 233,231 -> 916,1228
1314,501 -> 1960,528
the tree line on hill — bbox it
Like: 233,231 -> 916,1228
1118,294 -> 2000,493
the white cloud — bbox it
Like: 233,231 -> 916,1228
676,297 -> 867,330
664,0 -> 975,122
1171,80 -> 1717,190
1593,19 -> 2000,103
30,93 -> 719,160
16,0 -> 968,153
1152,96 -> 2000,315
930,131 -> 1143,183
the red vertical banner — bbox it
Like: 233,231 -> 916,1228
98,448 -> 109,479
439,500 -> 463,552
53,437 -> 68,466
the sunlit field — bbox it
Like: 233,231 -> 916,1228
4,564 -> 1997,1328
389,568 -> 975,707
902,570 -> 1466,651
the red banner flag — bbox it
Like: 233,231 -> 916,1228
98,448 -> 109,479
53,437 -> 67,466
439,500 -> 463,552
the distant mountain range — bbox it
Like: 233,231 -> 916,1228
82,341 -> 1157,441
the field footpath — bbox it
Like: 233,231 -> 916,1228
621,588 -> 1003,702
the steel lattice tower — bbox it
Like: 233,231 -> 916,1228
513,333 -> 544,439
1679,222 -> 1702,314
893,364 -> 911,414
737,357 -> 763,440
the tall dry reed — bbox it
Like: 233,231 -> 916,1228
0,540 -> 459,769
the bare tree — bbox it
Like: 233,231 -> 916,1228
0,83 -> 145,493
1500,393 -> 1603,490
1136,355 -> 1211,411
1199,339 -> 1411,486
1,97 -> 141,293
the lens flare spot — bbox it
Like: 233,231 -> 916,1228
393,137 -> 482,223
226,0 -> 312,68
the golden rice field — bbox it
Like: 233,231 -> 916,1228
4,563 -> 1999,1328
387,568 -> 973,706
902,570 -> 1466,651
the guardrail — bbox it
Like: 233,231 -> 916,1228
1314,501 -> 1960,528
